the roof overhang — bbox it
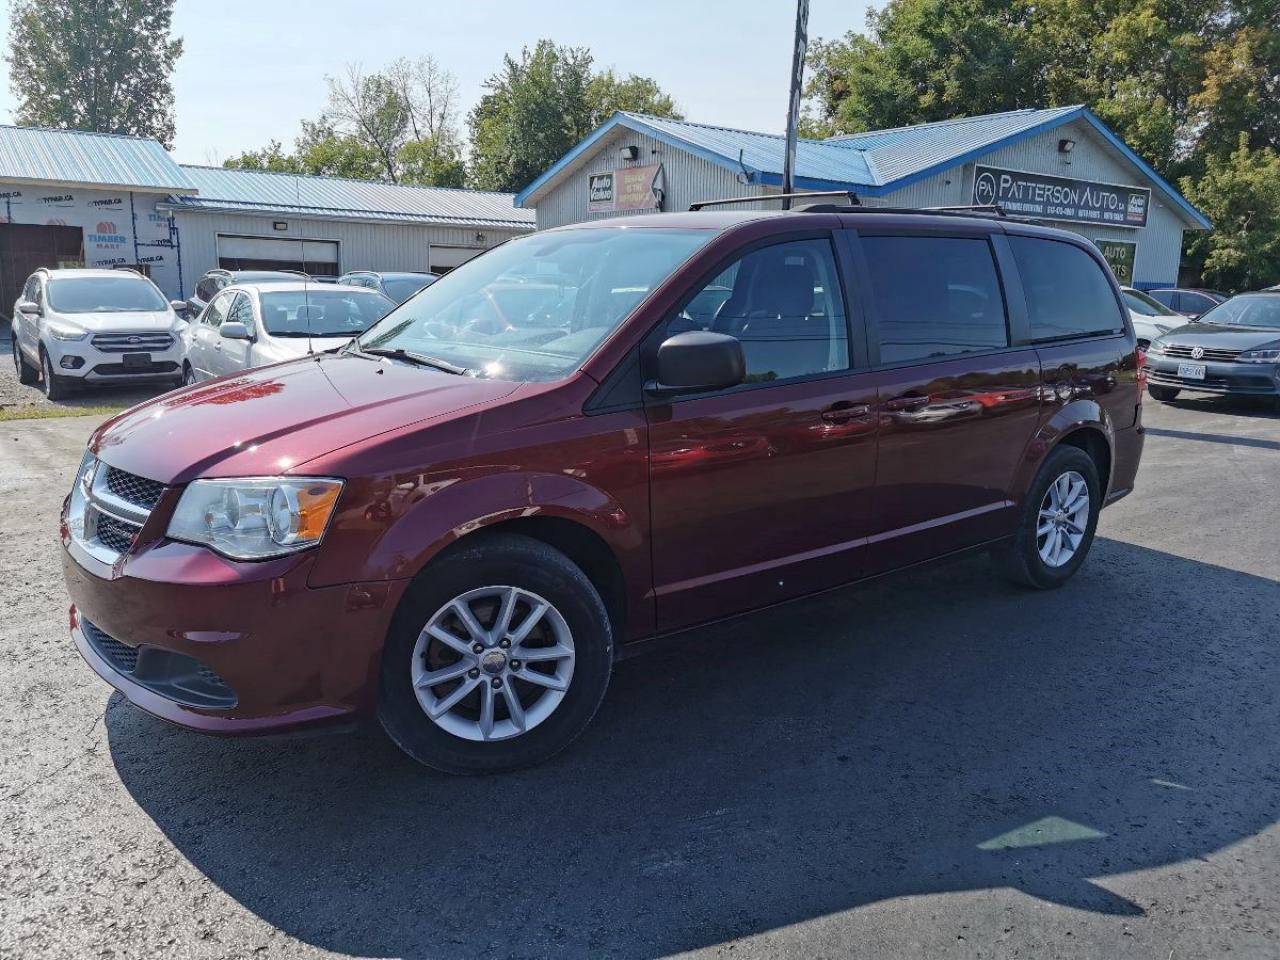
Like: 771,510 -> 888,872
0,174 -> 197,195
157,199 -> 534,231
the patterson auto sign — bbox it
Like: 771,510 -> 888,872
972,165 -> 1150,228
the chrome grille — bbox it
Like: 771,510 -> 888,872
1162,344 -> 1242,362
104,466 -> 165,510
94,513 -> 139,554
91,332 -> 173,353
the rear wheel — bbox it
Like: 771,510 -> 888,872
995,445 -> 1101,589
378,533 -> 613,774
12,335 -> 37,385
39,347 -> 70,401
1147,385 -> 1180,403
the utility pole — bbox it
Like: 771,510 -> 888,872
781,0 -> 810,208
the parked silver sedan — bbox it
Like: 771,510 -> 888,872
181,282 -> 395,384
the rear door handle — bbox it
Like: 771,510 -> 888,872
821,401 -> 871,423
884,395 -> 929,412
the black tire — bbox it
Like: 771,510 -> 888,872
1148,385 -> 1180,403
378,532 -> 613,774
182,363 -> 197,387
995,445 -> 1101,590
12,335 -> 38,385
39,347 -> 71,401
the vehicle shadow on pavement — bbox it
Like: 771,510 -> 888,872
105,539 -> 1280,959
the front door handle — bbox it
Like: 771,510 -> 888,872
884,395 -> 929,412
821,401 -> 871,423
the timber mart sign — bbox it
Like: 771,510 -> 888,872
972,165 -> 1150,228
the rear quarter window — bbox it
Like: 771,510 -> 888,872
1010,236 -> 1125,342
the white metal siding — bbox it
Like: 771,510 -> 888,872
171,211 -> 525,299
533,129 -> 773,230
865,119 -> 1189,286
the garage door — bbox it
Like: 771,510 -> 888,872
429,245 -> 484,273
217,235 -> 339,276
0,223 -> 84,319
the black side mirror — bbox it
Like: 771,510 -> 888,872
646,331 -> 745,399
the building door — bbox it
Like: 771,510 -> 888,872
216,235 -> 339,277
429,245 -> 484,274
0,223 -> 84,319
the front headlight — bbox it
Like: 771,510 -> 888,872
1237,345 -> 1280,364
1147,340 -> 1169,355
47,321 -> 87,341
167,477 -> 343,560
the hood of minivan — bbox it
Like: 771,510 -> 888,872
90,352 -> 521,483
52,309 -> 175,333
1159,323 -> 1280,349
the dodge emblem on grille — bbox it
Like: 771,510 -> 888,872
1190,346 -> 1205,360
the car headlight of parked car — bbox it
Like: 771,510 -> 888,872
1147,339 -> 1169,355
1237,343 -> 1280,364
167,477 -> 343,560
47,321 -> 87,341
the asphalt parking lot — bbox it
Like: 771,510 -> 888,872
2,385 -> 1278,959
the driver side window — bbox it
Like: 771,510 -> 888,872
665,238 -> 850,384
228,293 -> 255,334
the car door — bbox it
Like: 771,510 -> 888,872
16,275 -> 40,358
210,292 -> 255,376
189,292 -> 230,379
644,233 -> 878,632
849,227 -> 1043,573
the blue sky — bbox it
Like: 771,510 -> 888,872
0,0 -> 872,165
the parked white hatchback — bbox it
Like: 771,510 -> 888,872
181,282 -> 395,384
11,268 -> 187,400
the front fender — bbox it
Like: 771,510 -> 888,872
310,467 -> 646,588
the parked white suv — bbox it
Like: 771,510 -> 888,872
11,268 -> 186,400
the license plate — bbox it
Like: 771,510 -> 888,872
1177,361 -> 1206,380
121,352 -> 152,368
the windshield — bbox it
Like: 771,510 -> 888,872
1198,295 -> 1280,329
47,276 -> 167,313
357,227 -> 716,381
260,289 -> 394,337
1123,289 -> 1178,317
382,276 -> 436,303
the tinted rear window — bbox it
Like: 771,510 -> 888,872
861,235 -> 1009,364
1011,237 -> 1125,341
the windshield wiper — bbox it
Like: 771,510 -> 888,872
358,345 -> 468,376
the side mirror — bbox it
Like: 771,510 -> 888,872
220,321 -> 250,341
169,299 -> 190,318
646,331 -> 745,398
16,300 -> 40,316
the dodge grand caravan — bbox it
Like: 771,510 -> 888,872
62,204 -> 1144,774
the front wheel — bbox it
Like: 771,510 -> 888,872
1147,385 -> 1180,403
995,445 -> 1101,589
182,363 -> 197,387
39,348 -> 71,401
377,533 -> 613,774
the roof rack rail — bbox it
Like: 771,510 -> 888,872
689,190 -> 859,211
923,204 -> 1007,217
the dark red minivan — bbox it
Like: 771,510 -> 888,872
62,205 -> 1144,773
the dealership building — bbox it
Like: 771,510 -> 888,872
517,104 -> 1210,289
0,124 -> 533,311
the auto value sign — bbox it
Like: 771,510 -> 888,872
588,164 -> 663,213
972,165 -> 1150,228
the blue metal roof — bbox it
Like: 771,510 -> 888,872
165,165 -> 535,230
0,124 -> 195,193
516,106 -> 1210,229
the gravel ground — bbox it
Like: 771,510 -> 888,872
0,333 -> 168,413
1,395 -> 1279,960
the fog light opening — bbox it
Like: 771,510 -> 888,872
59,355 -> 85,370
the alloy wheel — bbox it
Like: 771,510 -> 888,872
1037,470 -> 1090,568
411,585 -> 575,742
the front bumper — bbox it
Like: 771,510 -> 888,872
1147,357 -> 1280,396
62,535 -> 409,735
44,333 -> 183,382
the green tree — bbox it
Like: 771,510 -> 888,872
7,0 -> 183,147
1180,135 -> 1280,292
468,39 -> 682,193
223,140 -> 303,173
